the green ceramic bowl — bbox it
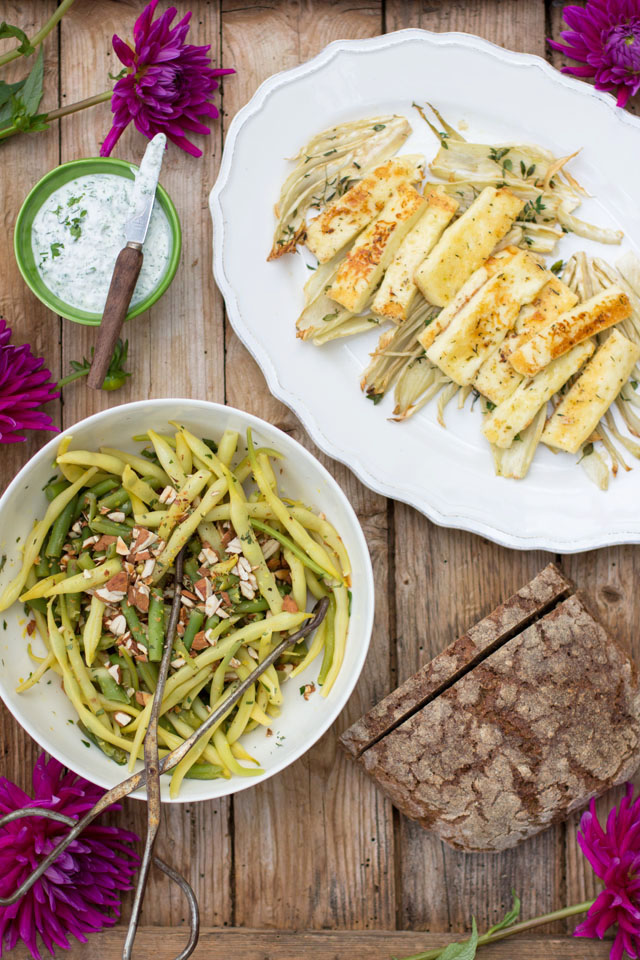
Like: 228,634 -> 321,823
14,157 -> 181,326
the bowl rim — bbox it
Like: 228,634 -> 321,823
13,156 -> 182,326
0,398 -> 375,803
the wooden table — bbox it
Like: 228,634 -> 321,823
1,1 -> 631,957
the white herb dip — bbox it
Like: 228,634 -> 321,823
31,170 -> 171,313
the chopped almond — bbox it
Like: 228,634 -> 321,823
92,535 -> 117,553
282,594 -> 299,613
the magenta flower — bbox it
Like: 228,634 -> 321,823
0,318 -> 58,444
549,0 -> 640,107
574,783 -> 640,960
100,0 -> 234,158
0,754 -> 139,960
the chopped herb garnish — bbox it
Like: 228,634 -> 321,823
485,400 -> 496,412
50,241 -> 64,258
578,442 -> 594,463
322,311 -> 339,322
550,259 -> 564,276
372,124 -> 386,131
367,393 -> 383,405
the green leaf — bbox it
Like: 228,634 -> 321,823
437,918 -> 479,959
0,22 -> 34,56
0,77 -> 26,113
486,892 -> 521,936
18,47 -> 44,115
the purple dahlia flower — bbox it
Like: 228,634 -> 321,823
0,318 -> 58,444
574,783 -> 640,960
101,0 -> 235,158
0,754 -> 139,960
549,0 -> 640,107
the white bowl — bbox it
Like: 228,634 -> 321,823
0,399 -> 374,803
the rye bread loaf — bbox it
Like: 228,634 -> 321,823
341,563 -> 573,758
341,572 -> 640,853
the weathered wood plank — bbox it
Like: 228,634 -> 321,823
220,0 -> 395,931
6,928 -> 611,959
53,0 -> 232,927
382,0 -> 567,936
0,1 -> 61,793
546,0 -> 640,920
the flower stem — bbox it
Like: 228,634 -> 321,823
0,89 -> 111,141
0,0 -> 77,68
398,901 -> 595,960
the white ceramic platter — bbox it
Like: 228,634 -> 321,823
210,29 -> 640,553
0,400 -> 373,802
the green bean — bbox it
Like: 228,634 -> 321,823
35,553 -> 50,578
233,598 -> 269,614
78,721 -> 127,765
184,557 -> 200,584
116,648 -> 139,690
250,517 -> 329,580
44,479 -> 69,502
147,588 -> 165,662
182,609 -> 205,652
120,600 -> 147,650
77,551 -> 95,571
81,491 -> 98,522
89,478 -> 120,499
90,517 -> 132,539
137,660 -> 158,692
97,487 -> 129,510
23,558 -> 122,600
26,597 -> 47,616
45,496 -> 77,558
65,561 -> 81,623
184,763 -> 225,780
92,667 -> 130,703
317,594 -> 336,687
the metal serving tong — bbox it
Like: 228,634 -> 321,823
0,546 -> 329,960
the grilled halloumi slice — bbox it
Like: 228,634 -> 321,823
541,329 -> 640,454
474,277 -> 579,404
414,186 -> 525,307
483,340 -> 595,449
418,248 -> 516,352
424,248 -> 548,386
328,182 -> 427,314
305,155 -> 425,263
371,188 -> 459,322
509,285 -> 631,378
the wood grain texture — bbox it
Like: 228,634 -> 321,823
546,0 -> 640,922
4,928 -> 613,960
56,0 -> 232,928
0,3 -> 636,957
0,2 -> 61,791
383,0 -> 567,935
221,0 -> 395,931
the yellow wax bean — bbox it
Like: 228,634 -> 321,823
122,464 -> 158,505
284,548 -> 307,613
83,595 -> 105,667
19,572 -> 66,600
217,429 -> 239,466
158,469 -> 212,542
148,429 -> 186,487
16,652 -> 56,692
224,465 -> 282,614
133,511 -> 165,528
290,616 -> 327,679
100,447 -> 169,485
24,558 -> 122,599
213,728 -> 263,777
152,477 -> 228,582
321,584 -> 349,697
175,433 -> 193,475
230,742 -> 260,765
170,424 -> 226,479
57,450 -> 125,475
0,467 -> 97,611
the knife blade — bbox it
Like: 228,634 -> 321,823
87,133 -> 167,390
125,132 -> 167,246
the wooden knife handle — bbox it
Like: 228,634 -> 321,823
87,244 -> 143,390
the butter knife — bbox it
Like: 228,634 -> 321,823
87,133 -> 167,389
